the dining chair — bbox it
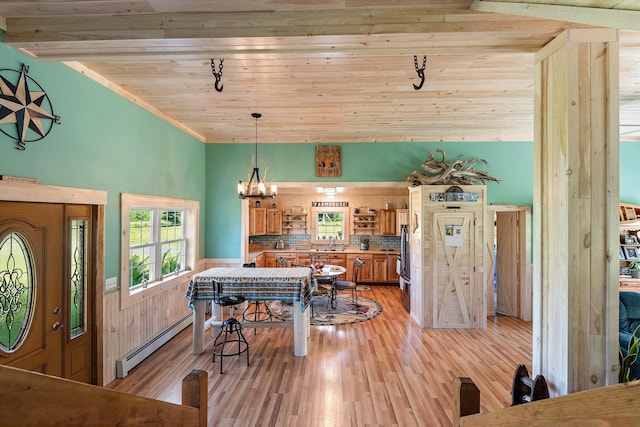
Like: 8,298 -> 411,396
294,264 -> 328,317
211,280 -> 250,374
333,257 -> 365,308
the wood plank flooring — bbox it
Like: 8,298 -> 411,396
108,285 -> 532,427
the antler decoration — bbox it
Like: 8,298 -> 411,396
405,148 -> 501,185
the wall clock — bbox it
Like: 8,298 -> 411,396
0,63 -> 60,150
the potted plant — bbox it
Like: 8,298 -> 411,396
620,324 -> 640,382
629,260 -> 640,279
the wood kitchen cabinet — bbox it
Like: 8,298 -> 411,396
395,208 -> 409,236
266,252 -> 297,267
387,254 -> 399,283
266,208 -> 282,234
347,253 -> 373,282
373,254 -> 388,282
379,209 -> 396,236
249,207 -> 267,235
296,252 -> 311,266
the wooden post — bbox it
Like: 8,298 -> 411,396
182,369 -> 208,427
533,28 -> 620,394
453,377 -> 480,426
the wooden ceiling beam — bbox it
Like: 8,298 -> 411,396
3,8 -> 574,43
471,0 -> 640,31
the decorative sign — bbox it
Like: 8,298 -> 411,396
0,63 -> 61,150
315,145 -> 341,177
312,201 -> 348,207
444,225 -> 463,247
431,192 -> 478,202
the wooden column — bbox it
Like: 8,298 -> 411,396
533,29 -> 620,395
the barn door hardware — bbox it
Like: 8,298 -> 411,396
413,55 -> 427,90
210,58 -> 224,92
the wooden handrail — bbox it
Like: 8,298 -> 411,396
0,365 -> 207,426
455,376 -> 640,426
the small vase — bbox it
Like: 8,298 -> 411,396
632,270 -> 640,279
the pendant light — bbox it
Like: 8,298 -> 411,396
237,113 -> 277,199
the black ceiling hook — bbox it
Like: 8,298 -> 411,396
214,75 -> 223,93
413,55 -> 427,90
210,58 -> 224,92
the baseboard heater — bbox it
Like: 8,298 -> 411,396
116,314 -> 192,378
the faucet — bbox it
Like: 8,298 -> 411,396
329,236 -> 335,251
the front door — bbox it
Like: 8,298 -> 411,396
0,202 -> 93,382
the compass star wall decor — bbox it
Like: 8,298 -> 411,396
0,63 -> 60,150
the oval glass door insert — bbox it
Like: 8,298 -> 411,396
0,232 -> 35,352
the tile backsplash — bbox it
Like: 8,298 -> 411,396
250,234 -> 400,250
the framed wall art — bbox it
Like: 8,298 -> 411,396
316,145 -> 341,177
624,246 -> 640,260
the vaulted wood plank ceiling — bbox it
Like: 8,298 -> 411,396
0,0 -> 638,143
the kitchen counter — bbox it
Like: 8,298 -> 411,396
248,247 -> 399,259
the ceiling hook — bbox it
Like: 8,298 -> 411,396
412,55 -> 427,90
210,58 -> 224,92
214,75 -> 224,93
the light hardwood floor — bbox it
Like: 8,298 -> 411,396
108,285 -> 532,426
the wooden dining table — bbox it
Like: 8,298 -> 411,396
185,267 -> 314,357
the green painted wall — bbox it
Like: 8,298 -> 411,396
621,141 -> 640,205
205,141 -> 534,258
0,44 -> 207,282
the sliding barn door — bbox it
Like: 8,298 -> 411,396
431,212 -> 476,328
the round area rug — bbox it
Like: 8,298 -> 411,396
268,294 -> 382,326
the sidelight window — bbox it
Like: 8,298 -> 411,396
69,219 -> 87,338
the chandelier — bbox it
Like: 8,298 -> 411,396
237,113 -> 277,199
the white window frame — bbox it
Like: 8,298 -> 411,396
310,206 -> 350,245
120,193 -> 199,310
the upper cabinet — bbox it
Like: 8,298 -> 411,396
396,208 -> 409,235
379,209 -> 396,236
249,207 -> 267,235
266,208 -> 282,234
250,207 -> 282,235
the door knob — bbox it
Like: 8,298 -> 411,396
52,322 -> 64,331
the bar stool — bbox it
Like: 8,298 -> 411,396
241,262 -> 274,328
211,281 -> 250,374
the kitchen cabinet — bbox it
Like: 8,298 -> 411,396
249,207 -> 267,235
396,208 -> 409,236
283,211 -> 308,234
347,253 -> 373,282
379,209 -> 396,236
327,253 -> 347,278
388,254 -> 399,283
266,252 -> 297,267
296,252 -> 311,266
373,254 -> 388,282
266,208 -> 282,234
